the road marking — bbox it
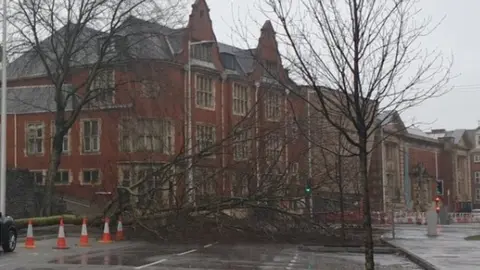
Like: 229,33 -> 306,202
177,249 -> 197,256
133,258 -> 167,269
204,243 -> 212,248
0,263 -> 12,268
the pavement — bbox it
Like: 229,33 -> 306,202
0,230 -> 422,270
383,224 -> 480,270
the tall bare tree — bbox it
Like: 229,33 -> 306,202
259,0 -> 451,268
7,0 -> 186,215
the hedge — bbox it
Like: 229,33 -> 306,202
15,215 -> 84,229
14,214 -> 134,229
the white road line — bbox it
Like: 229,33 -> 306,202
176,249 -> 197,256
204,243 -> 212,248
133,258 -> 167,269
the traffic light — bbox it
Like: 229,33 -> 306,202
435,196 -> 441,214
436,180 -> 443,195
305,178 -> 312,194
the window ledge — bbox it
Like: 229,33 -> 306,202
196,105 -> 216,111
81,151 -> 101,155
233,112 -> 247,117
80,182 -> 102,186
26,153 -> 45,157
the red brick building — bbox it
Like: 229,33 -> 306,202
4,0 -> 310,208
370,111 -> 472,213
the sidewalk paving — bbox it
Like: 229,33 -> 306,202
383,224 -> 480,270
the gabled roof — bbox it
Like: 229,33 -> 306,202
8,25 -> 106,79
428,128 -> 473,148
7,16 -> 261,80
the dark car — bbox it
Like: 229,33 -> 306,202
0,213 -> 17,252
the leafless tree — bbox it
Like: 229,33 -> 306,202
110,86 -> 324,240
255,0 -> 451,268
7,0 -> 186,215
311,114 -> 361,240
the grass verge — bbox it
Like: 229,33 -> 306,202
465,235 -> 480,241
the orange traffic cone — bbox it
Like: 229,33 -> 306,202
24,219 -> 36,249
98,217 -> 113,244
115,216 -> 124,241
53,217 -> 69,249
79,217 -> 90,247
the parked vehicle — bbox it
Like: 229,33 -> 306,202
0,213 -> 17,252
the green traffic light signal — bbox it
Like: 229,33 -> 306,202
305,186 -> 311,193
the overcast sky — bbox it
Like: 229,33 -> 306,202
204,0 -> 479,131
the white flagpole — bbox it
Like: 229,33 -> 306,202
0,0 -> 8,216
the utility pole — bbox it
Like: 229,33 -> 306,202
0,0 -> 8,216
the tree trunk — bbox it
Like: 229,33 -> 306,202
359,138 -> 374,270
41,133 -> 63,216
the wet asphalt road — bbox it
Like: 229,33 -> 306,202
0,236 -> 420,269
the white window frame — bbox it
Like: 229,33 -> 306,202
266,133 -> 282,160
26,122 -> 45,155
195,74 -> 215,109
232,83 -> 249,116
192,43 -> 213,62
81,169 -> 101,185
120,118 -> 174,154
119,164 -> 176,206
233,128 -> 250,161
51,121 -> 70,154
196,124 -> 216,158
265,91 -> 281,121
90,69 -> 115,104
119,118 -> 133,152
81,119 -> 101,154
475,171 -> 480,184
31,170 -> 46,185
474,154 -> 480,163
194,167 -> 216,196
476,188 -> 480,201
54,170 -> 71,185
264,61 -> 279,78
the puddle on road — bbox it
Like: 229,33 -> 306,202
48,245 -> 194,266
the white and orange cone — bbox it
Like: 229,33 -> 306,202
53,217 -> 69,249
98,217 -> 113,244
115,216 -> 124,241
79,217 -> 90,247
24,219 -> 36,249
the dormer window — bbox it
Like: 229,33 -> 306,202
221,53 -> 236,70
264,61 -> 279,78
97,35 -> 124,58
192,43 -> 212,62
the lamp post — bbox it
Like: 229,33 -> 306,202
186,40 -> 215,205
0,0 -> 8,216
306,90 -> 313,217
